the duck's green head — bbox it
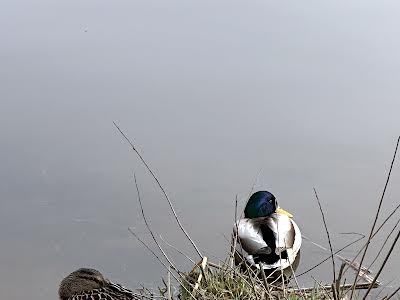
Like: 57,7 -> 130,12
244,191 -> 293,219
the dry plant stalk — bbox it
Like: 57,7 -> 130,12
133,173 -> 177,272
113,121 -> 203,258
349,136 -> 400,300
313,187 -> 338,300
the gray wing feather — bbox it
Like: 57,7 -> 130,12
234,219 -> 268,254
235,213 -> 295,256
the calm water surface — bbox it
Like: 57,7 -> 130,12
1,1 -> 400,299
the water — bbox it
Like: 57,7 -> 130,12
1,1 -> 400,299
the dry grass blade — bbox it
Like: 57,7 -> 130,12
113,121 -> 203,259
350,136 -> 400,300
259,266 -> 269,293
313,187 -> 337,300
367,218 -> 400,273
336,263 -> 346,299
362,229 -> 400,299
201,245 -> 264,293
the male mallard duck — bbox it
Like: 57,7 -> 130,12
233,191 -> 302,279
59,268 -> 141,300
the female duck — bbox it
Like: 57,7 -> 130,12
59,268 -> 141,300
234,191 -> 301,277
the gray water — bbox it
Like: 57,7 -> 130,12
1,1 -> 400,299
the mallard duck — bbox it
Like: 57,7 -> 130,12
233,191 -> 302,279
59,268 -> 142,300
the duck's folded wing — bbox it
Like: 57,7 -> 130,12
234,219 -> 268,254
105,282 -> 143,300
259,213 -> 295,253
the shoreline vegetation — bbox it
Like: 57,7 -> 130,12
113,122 -> 400,300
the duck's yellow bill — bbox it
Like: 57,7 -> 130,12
276,207 -> 293,218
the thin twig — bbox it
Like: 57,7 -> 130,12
159,235 -> 196,264
128,228 -> 171,271
367,218 -> 400,273
336,263 -> 346,299
248,168 -> 263,200
311,276 -> 335,299
350,136 -> 400,300
288,258 -> 306,300
259,266 -> 269,293
133,173 -> 177,271
113,121 -> 202,258
363,229 -> 400,299
239,169 -> 264,221
229,195 -> 239,269
289,282 -> 379,293
374,202 -> 400,237
128,228 -> 197,300
385,284 -> 400,300
297,234 -> 364,277
313,187 -> 337,300
372,278 -> 396,300
342,201 -> 400,277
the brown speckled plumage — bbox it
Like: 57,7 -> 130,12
59,268 -> 142,300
